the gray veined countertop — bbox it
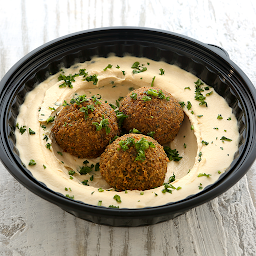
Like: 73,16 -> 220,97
1,0 -> 256,255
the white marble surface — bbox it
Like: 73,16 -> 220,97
1,0 -> 256,255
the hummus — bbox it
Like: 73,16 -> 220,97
15,56 -> 239,208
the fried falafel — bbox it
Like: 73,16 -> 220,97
51,95 -> 120,158
119,87 -> 184,145
100,133 -> 169,191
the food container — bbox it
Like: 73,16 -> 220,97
1,27 -> 256,227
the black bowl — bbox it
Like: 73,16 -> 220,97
1,27 -> 256,227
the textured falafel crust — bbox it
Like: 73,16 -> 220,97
100,134 -> 169,191
51,99 -> 120,158
119,87 -> 184,145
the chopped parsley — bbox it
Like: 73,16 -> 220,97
116,110 -> 128,127
118,137 -> 155,162
142,95 -> 151,101
70,94 -> 89,105
82,180 -> 89,186
108,205 -> 119,208
113,194 -> 121,203
220,136 -> 232,142
68,170 -> 76,176
98,188 -> 104,192
28,159 -> 36,166
159,68 -> 165,75
202,140 -> 209,146
85,74 -> 98,85
46,116 -> 55,124
217,114 -> 223,120
194,79 -> 207,107
46,143 -> 51,150
197,173 -> 211,178
98,200 -> 102,206
187,101 -> 192,110
80,105 -> 95,119
130,92 -> 137,100
131,62 -> 147,74
43,165 -> 46,169
16,123 -> 26,134
92,115 -> 111,134
164,146 -> 182,161
129,128 -> 141,134
103,64 -> 113,71
28,128 -> 35,135
169,173 -> 176,182
184,87 -> 191,90
151,76 -> 156,87
179,102 -> 185,108
206,91 -> 213,96
198,152 -> 202,162
58,71 -> 79,88
198,183 -> 203,190
65,194 -> 74,199
78,69 -> 88,77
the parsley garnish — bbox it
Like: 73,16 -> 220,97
113,194 -> 121,203
108,205 -> 119,208
159,68 -> 165,75
194,79 -> 207,107
179,102 -> 185,108
129,128 -> 141,134
92,115 -> 111,134
118,137 -> 155,162
130,92 -> 137,100
115,110 -> 128,127
28,159 -> 36,166
169,173 -> 176,182
65,194 -> 74,199
46,143 -> 51,150
103,64 -> 113,71
197,173 -> 211,178
46,116 -> 55,124
142,95 -> 151,101
131,62 -> 147,74
58,71 -> 79,88
217,114 -> 223,120
70,94 -> 88,105
164,146 -> 182,161
220,136 -> 232,142
198,152 -> 202,162
80,105 -> 95,119
187,101 -> 192,110
85,74 -> 98,85
151,76 -> 156,87
202,140 -> 209,145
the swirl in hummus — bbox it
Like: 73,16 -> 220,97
15,56 -> 239,208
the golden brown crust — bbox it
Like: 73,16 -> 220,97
51,99 -> 120,158
119,87 -> 184,145
100,134 -> 169,191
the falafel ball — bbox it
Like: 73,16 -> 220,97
119,87 -> 184,145
51,95 -> 120,158
100,133 -> 169,191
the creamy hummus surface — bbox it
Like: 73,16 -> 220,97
15,56 -> 239,208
